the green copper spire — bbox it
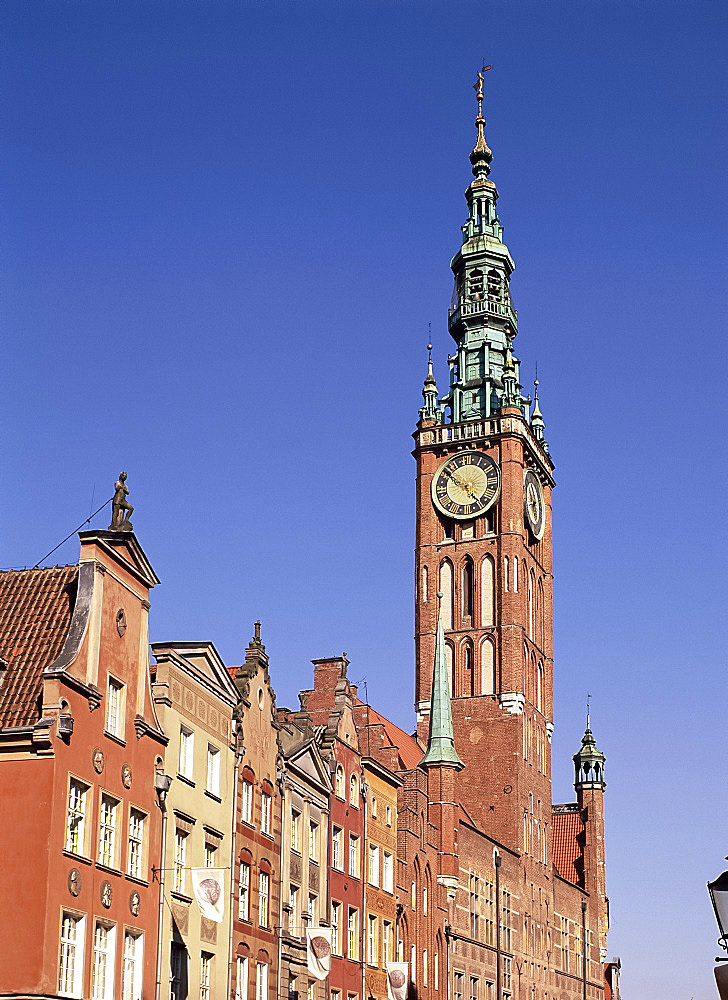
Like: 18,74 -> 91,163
573,707 -> 606,791
442,67 -> 532,425
421,594 -> 464,771
419,340 -> 444,424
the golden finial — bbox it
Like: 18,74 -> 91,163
470,62 -> 493,177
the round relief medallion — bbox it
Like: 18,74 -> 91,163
129,890 -> 141,917
101,881 -> 112,908
116,608 -> 127,637
92,748 -> 105,774
121,763 -> 132,789
67,868 -> 82,897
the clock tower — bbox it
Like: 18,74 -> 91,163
414,71 -> 555,849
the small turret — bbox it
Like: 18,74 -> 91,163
574,712 -> 606,791
530,376 -> 549,453
419,343 -> 444,424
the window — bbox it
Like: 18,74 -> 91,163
411,945 -> 416,984
348,908 -> 359,960
127,809 -> 144,879
349,835 -> 360,878
238,861 -> 250,920
422,565 -> 428,603
261,791 -> 272,835
170,943 -> 185,1000
59,912 -> 85,997
349,773 -> 359,807
423,884 -> 428,915
463,559 -> 474,620
502,890 -> 512,951
98,794 -> 118,868
332,827 -> 343,870
423,950 -> 428,988
469,977 -> 479,1000
484,881 -> 495,945
291,809 -> 301,852
256,962 -> 268,1000
308,892 -> 318,924
335,766 -> 345,798
179,727 -> 194,781
174,830 -> 187,894
106,677 -> 124,738
200,953 -> 212,1000
65,779 -> 89,855
122,931 -> 143,1000
204,843 -> 217,869
308,820 -> 318,860
411,881 -> 416,910
290,885 -> 300,934
307,984 -> 315,1000
382,852 -> 393,893
331,901 -> 342,955
383,920 -> 392,966
469,874 -> 480,937
258,871 -> 270,926
367,914 -> 378,966
371,797 -> 378,819
235,956 -> 248,1000
331,991 -> 341,1000
502,957 -> 512,995
92,921 -> 115,1000
368,844 -> 379,887
385,805 -> 392,827
454,973 -> 463,1000
513,556 -> 518,593
242,778 -> 253,825
434,951 -> 439,990
206,746 -> 220,796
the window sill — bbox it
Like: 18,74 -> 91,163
62,850 -> 93,866
96,861 -> 124,878
171,891 -> 192,905
104,730 -> 127,747
176,773 -> 195,788
125,873 -> 149,887
261,830 -> 274,840
204,790 -> 222,803
240,820 -> 255,831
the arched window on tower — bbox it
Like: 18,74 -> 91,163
421,565 -> 428,604
538,578 -> 545,649
537,662 -> 544,714
504,556 -> 510,593
439,560 -> 453,630
462,559 -> 474,623
481,555 -> 494,626
513,556 -> 519,593
528,571 -> 534,641
463,641 -> 474,697
469,269 -> 484,300
487,269 -> 502,301
445,642 -> 454,694
480,638 -> 496,696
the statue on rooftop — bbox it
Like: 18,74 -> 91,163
109,472 -> 134,531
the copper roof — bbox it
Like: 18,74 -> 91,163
0,565 -> 78,728
551,808 -> 584,887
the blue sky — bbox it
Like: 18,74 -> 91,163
3,2 -> 727,996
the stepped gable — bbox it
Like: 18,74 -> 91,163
0,565 -> 78,728
552,804 -> 585,886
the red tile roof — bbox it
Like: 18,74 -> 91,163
552,808 -> 584,887
0,565 -> 78,728
356,700 -> 424,771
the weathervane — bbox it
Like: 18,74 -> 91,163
473,61 -> 492,110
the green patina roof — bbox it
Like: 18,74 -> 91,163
421,603 -> 464,771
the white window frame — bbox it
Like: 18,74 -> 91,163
258,870 -> 270,927
239,860 -> 251,920
261,791 -> 272,835
349,773 -> 359,807
174,829 -> 187,894
382,851 -> 393,893
367,913 -> 378,967
256,962 -> 268,1000
98,793 -> 118,868
204,842 -> 217,869
331,900 -> 342,955
179,727 -> 194,781
308,820 -> 318,860
348,907 -> 358,960
201,952 -> 213,1000
105,677 -> 124,739
383,920 -> 392,966
242,779 -> 253,825
308,892 -> 318,924
170,942 -> 185,1000
91,920 -> 116,1000
206,745 -> 220,797
235,956 -> 249,1000
385,804 -> 392,827
290,884 -> 300,934
349,834 -> 360,878
65,778 -> 89,856
59,911 -> 85,998
332,827 -> 343,871
122,930 -> 143,1000
127,808 -> 144,879
368,844 -> 379,887
335,766 -> 345,798
291,808 -> 301,852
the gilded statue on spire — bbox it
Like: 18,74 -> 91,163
470,63 -> 493,177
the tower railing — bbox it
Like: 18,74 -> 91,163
448,297 -> 518,328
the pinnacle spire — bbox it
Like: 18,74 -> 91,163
421,594 -> 464,770
573,699 -> 606,791
470,64 -> 493,179
419,330 -> 443,424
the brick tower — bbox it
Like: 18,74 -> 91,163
413,68 -> 555,852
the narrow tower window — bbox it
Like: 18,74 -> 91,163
421,565 -> 428,604
504,556 -> 510,593
513,556 -> 518,593
445,643 -> 454,694
481,555 -> 494,626
439,560 -> 453,630
463,642 -> 474,696
487,270 -> 502,301
462,559 -> 474,622
480,639 -> 496,696
528,571 -> 534,640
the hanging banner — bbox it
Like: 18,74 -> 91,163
386,963 -> 409,1000
306,927 -> 332,981
191,868 -> 225,923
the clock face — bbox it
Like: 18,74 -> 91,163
431,450 -> 500,521
523,470 -> 545,540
